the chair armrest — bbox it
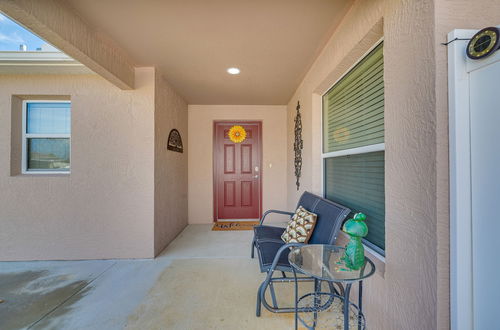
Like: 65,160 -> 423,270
271,242 -> 304,269
256,239 -> 304,275
260,209 -> 294,225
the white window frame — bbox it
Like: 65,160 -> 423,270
320,39 -> 385,261
21,100 -> 71,174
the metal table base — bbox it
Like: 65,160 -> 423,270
292,269 -> 366,330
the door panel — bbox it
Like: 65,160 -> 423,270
241,145 -> 252,173
241,181 -> 253,206
214,122 -> 261,220
224,181 -> 235,206
224,145 -> 235,173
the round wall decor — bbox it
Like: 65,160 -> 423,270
467,27 -> 500,60
228,125 -> 247,143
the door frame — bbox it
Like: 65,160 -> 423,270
212,120 -> 263,222
448,28 -> 474,330
449,27 -> 500,330
448,28 -> 500,330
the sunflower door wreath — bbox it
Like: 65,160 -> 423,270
228,125 -> 247,143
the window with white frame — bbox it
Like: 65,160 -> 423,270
322,42 -> 385,255
22,101 -> 71,173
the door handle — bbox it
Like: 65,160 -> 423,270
254,175 -> 259,179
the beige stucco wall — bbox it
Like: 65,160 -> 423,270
286,2 -> 390,328
154,73 -> 188,255
1,67 -> 190,261
188,105 -> 288,224
284,0 -> 500,328
0,68 -> 155,260
286,0 -> 499,328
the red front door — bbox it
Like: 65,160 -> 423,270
214,121 -> 262,220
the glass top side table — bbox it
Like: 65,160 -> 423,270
288,245 -> 376,330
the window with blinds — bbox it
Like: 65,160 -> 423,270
323,43 -> 384,153
22,101 -> 71,174
322,42 -> 385,255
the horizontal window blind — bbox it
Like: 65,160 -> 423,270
322,42 -> 385,254
323,43 -> 384,153
324,151 -> 385,253
27,102 -> 71,134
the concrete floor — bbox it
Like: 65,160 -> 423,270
1,224 -> 356,330
0,224 -> 299,330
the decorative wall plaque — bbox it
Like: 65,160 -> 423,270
294,101 -> 303,190
466,26 -> 500,59
167,129 -> 183,153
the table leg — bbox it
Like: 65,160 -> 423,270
358,281 -> 363,330
343,283 -> 352,330
293,268 -> 298,330
313,278 -> 321,329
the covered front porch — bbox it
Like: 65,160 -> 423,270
1,224 -> 302,329
1,0 -> 500,329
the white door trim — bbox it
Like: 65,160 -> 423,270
449,26 -> 500,330
448,28 -> 475,330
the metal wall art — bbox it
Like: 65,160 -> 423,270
294,101 -> 303,190
167,129 -> 183,153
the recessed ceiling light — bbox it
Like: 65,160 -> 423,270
227,67 -> 240,75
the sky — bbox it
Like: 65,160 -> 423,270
0,13 -> 48,51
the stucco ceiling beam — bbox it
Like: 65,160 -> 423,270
0,0 -> 135,89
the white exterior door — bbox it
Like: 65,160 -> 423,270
449,27 -> 500,330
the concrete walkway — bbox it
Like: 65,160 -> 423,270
0,225 -> 295,330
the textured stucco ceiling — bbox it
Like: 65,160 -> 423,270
65,0 -> 353,104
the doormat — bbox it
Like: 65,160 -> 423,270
212,221 -> 260,231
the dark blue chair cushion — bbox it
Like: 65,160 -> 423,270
253,225 -> 285,241
254,239 -> 290,272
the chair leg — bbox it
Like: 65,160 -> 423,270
256,282 -> 263,317
269,281 -> 278,308
251,239 -> 255,258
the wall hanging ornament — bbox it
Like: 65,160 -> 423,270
228,125 -> 247,143
294,101 -> 303,190
167,129 -> 184,153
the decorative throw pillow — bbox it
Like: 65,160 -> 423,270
281,206 -> 318,244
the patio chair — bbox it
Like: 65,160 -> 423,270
252,191 -> 351,316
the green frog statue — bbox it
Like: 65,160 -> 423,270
341,212 -> 368,270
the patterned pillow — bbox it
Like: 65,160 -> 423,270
281,206 -> 318,244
